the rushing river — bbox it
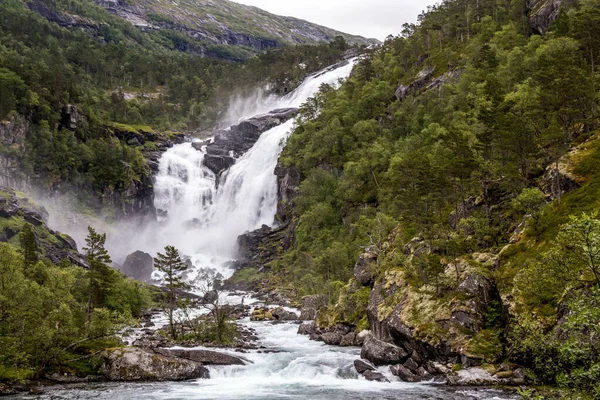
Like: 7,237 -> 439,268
11,317 -> 517,400
15,62 -> 518,400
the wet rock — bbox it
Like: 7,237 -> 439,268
321,332 -> 343,345
274,162 -> 300,223
271,306 -> 298,321
361,335 -> 409,366
354,359 -> 376,374
202,108 -> 298,175
121,251 -> 154,282
155,348 -> 247,366
297,322 -> 316,335
390,364 -> 419,382
101,347 -> 209,381
363,370 -> 390,382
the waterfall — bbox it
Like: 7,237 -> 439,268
151,61 -> 356,280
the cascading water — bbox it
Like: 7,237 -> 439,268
151,61 -> 355,280
19,62 -> 518,400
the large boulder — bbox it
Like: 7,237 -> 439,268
155,348 -> 247,366
361,335 -> 409,366
354,359 -> 376,374
121,251 -> 154,282
101,347 -> 209,381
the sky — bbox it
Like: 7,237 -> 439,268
232,0 -> 436,41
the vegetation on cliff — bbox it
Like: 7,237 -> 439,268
0,0 -> 355,214
251,0 -> 600,394
0,208 -> 152,382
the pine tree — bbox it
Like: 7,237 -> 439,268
154,245 -> 189,339
19,223 -> 38,270
82,226 -> 113,323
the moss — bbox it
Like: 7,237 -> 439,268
466,328 -> 503,362
111,122 -> 155,134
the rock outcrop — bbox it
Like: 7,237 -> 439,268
0,187 -> 88,268
198,108 -> 298,176
121,251 -> 154,282
394,67 -> 435,101
101,347 -> 209,381
527,0 -> 563,34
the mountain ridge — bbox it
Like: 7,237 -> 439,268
28,0 -> 379,59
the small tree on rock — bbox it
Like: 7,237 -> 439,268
154,245 -> 188,339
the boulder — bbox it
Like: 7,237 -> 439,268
340,332 -> 357,346
394,66 -> 435,101
155,348 -> 247,366
271,306 -> 298,321
297,322 -> 316,335
361,335 -> 409,366
321,332 -> 343,345
101,347 -> 209,381
390,364 -> 419,382
121,251 -> 154,282
354,359 -> 376,374
363,370 -> 389,382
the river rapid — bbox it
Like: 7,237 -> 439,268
11,61 -> 518,400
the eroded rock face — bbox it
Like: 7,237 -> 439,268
527,0 -> 563,34
394,67 -> 435,101
121,251 -> 154,282
201,108 -> 298,176
354,248 -> 377,286
101,347 -> 209,381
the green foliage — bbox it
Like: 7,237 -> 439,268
154,245 -> 188,339
0,238 -> 150,382
19,223 -> 38,271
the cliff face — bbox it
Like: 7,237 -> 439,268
527,0 -> 564,34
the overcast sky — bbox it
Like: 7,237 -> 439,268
232,0 -> 436,41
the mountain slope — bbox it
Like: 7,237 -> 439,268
27,0 -> 378,59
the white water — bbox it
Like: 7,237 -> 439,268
18,62 -> 516,399
151,60 -> 355,281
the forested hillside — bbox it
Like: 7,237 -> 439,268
0,0 -> 355,215
239,0 -> 600,395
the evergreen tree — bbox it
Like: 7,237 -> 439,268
82,226 -> 113,322
19,223 -> 38,270
154,245 -> 188,339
